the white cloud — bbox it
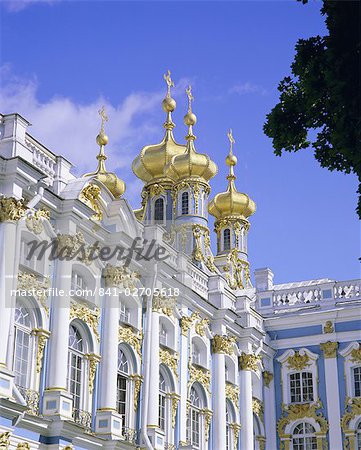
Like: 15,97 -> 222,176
0,0 -> 59,13
229,82 -> 267,96
0,65 -> 190,206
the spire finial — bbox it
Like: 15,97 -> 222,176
184,85 -> 197,143
98,105 -> 108,135
164,70 -> 175,98
186,85 -> 194,113
227,129 -> 235,155
95,106 -> 109,173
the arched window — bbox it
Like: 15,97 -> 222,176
290,372 -> 314,403
67,325 -> 84,412
181,192 -> 189,215
192,343 -> 201,365
187,385 -> 203,448
223,229 -> 231,251
13,302 -> 34,388
292,422 -> 317,450
117,347 -> 129,430
159,372 -> 166,431
154,198 -> 164,222
354,366 -> 361,397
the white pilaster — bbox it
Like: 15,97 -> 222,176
263,372 -> 276,450
321,342 -> 342,449
239,356 -> 254,450
178,321 -> 189,446
148,309 -> 160,427
212,351 -> 226,449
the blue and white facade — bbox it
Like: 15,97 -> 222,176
0,108 -> 360,450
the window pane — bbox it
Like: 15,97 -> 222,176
181,192 -> 189,215
154,198 -> 164,221
354,367 -> 361,397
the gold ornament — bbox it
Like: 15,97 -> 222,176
350,344 -> 361,364
0,196 -> 27,222
170,393 -> 180,428
202,408 -> 213,441
17,272 -> 50,314
25,208 -> 50,234
70,303 -> 100,342
252,398 -> 264,423
159,348 -> 179,377
188,363 -> 211,393
79,184 -> 103,221
152,294 -> 175,317
195,318 -> 209,337
118,326 -> 142,357
103,264 -> 139,289
230,423 -> 241,450
341,397 -> 361,439
225,382 -> 239,407
0,432 -> 11,450
16,444 -> 30,450
320,341 -> 338,358
286,351 -> 310,370
86,353 -> 101,394
211,335 -> 236,355
224,249 -> 252,290
263,371 -> 274,387
32,329 -> 51,373
148,183 -> 165,198
323,320 -> 334,334
180,311 -> 200,336
130,374 -> 143,411
239,352 -> 261,372
277,401 -> 328,439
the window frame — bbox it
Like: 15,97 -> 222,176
289,371 -> 314,404
153,197 -> 165,224
181,191 -> 189,215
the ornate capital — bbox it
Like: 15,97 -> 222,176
195,317 -> 210,337
70,303 -> 100,342
180,311 -> 200,336
0,196 -> 27,222
118,326 -> 142,357
211,334 -> 236,355
152,294 -> 175,316
103,264 -> 139,289
263,370 -> 274,387
239,352 -> 260,372
286,351 -> 310,370
320,341 -> 338,358
25,208 -> 50,234
202,408 -> 213,441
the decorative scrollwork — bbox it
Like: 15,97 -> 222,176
320,341 -> 338,358
70,302 -> 100,342
263,371 -> 274,387
211,335 -> 236,355
86,353 -> 101,394
252,398 -> 264,423
226,382 -> 239,407
160,348 -> 179,377
130,374 -> 143,411
0,432 -> 11,450
350,344 -> 361,364
188,363 -> 211,393
79,184 -> 103,221
118,326 -> 142,357
32,328 -> 51,373
286,351 -> 310,370
25,208 -> 50,234
103,264 -> 139,289
0,196 -> 27,222
17,272 -> 50,314
239,352 -> 261,372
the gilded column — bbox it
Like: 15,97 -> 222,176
320,341 -> 342,449
239,352 -> 260,450
211,335 -> 232,449
0,197 -> 27,398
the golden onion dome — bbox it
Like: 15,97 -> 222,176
132,70 -> 186,184
165,86 -> 217,183
83,107 -> 126,199
208,130 -> 256,220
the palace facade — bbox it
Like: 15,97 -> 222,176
0,73 -> 360,450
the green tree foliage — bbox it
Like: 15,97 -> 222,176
264,1 -> 361,218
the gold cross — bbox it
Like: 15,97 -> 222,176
98,106 -> 108,134
163,70 -> 175,97
186,85 -> 194,113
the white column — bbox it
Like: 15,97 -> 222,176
98,289 -> 119,410
212,345 -> 226,449
263,371 -> 276,450
148,309 -> 160,427
239,353 -> 254,450
178,320 -> 189,445
0,213 -> 20,399
46,258 -> 71,390
321,342 -> 342,449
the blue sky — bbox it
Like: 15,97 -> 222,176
1,0 -> 359,284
